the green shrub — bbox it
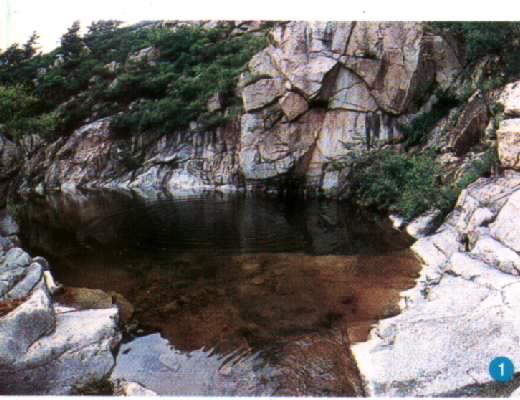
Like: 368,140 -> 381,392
0,84 -> 63,139
0,85 -> 38,123
350,151 -> 444,220
7,112 -> 61,140
349,147 -> 499,221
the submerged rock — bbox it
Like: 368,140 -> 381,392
111,333 -> 272,396
57,287 -> 135,324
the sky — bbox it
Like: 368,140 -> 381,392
1,0 -> 520,53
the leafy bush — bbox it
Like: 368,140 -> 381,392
0,85 -> 39,122
349,151 -> 444,220
7,112 -> 61,140
0,84 -> 62,140
350,146 -> 499,220
84,23 -> 157,64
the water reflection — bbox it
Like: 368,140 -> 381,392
19,189 -> 412,257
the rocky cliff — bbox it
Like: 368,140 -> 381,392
6,21 -> 466,198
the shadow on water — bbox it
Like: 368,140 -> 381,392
17,189 -> 419,396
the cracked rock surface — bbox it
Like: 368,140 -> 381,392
352,171 -> 520,397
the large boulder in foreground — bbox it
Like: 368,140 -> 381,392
352,172 -> 520,396
2,307 -> 120,395
0,238 -> 121,395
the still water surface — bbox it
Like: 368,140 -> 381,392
18,190 -> 419,396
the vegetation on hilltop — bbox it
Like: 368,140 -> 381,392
0,21 -> 268,140
429,22 -> 520,71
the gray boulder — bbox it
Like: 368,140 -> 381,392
2,307 -> 120,395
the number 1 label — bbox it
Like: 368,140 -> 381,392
490,357 -> 515,382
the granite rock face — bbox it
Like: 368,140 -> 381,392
19,117 -> 243,195
0,133 -> 22,206
352,172 -> 520,397
448,92 -> 489,156
499,81 -> 520,117
0,228 -> 121,395
237,21 -> 460,194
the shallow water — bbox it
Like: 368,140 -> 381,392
18,190 -> 420,396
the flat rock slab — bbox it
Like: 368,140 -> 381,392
352,264 -> 520,397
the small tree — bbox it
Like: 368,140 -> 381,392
87,20 -> 123,36
23,31 -> 41,60
61,20 -> 84,59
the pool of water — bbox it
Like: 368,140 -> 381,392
17,189 -> 420,396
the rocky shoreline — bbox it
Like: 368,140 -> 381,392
0,215 -> 116,394
350,82 -> 520,397
353,171 -> 520,397
0,213 -> 159,396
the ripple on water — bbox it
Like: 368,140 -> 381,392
111,333 -> 277,396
